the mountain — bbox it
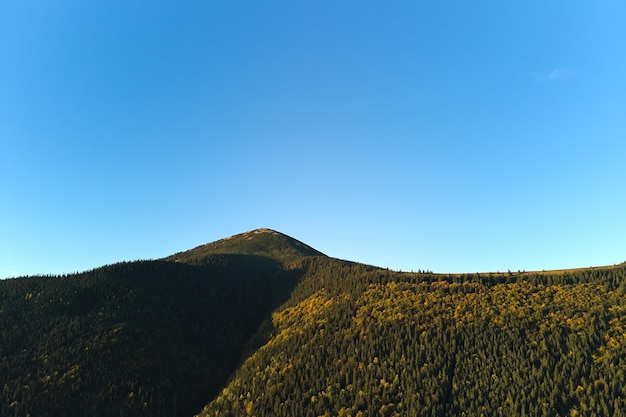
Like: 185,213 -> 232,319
198,261 -> 626,417
0,229 -> 317,417
3,229 -> 626,417
182,237 -> 626,417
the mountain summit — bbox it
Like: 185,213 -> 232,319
165,228 -> 326,265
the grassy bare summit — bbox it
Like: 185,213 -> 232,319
165,228 -> 327,265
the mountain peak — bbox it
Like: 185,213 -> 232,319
224,228 -> 281,238
166,228 -> 326,265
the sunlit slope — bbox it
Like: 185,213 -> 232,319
199,259 -> 626,417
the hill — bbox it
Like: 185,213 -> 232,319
0,229 -> 319,417
199,261 -> 626,417
3,229 -> 626,417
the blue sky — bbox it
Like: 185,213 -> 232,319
2,0 -> 625,277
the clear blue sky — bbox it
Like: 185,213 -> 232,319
2,0 -> 625,277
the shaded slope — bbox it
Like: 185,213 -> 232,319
165,228 -> 326,265
0,255 -> 304,417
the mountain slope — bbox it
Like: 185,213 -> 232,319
0,230 -> 317,417
199,261 -> 626,417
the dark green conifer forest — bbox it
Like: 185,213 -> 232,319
2,229 -> 626,417
0,251 -> 303,417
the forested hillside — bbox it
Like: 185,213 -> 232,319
3,229 -> 626,417
0,230 -> 315,417
199,258 -> 626,417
